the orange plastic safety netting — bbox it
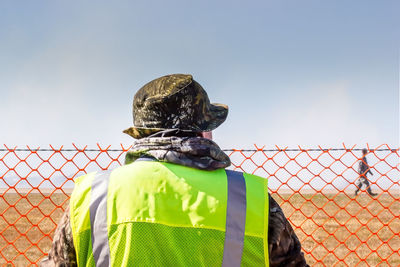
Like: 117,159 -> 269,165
0,144 -> 399,266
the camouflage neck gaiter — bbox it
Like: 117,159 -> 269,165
125,133 -> 231,171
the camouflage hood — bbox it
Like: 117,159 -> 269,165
123,74 -> 228,139
125,130 -> 231,170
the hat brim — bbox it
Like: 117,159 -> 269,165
123,126 -> 164,139
203,103 -> 229,132
123,103 -> 228,139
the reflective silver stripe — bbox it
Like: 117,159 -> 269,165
222,170 -> 247,267
90,171 -> 112,267
135,157 -> 157,162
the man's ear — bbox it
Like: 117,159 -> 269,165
201,131 -> 213,140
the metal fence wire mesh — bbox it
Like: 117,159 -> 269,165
0,144 -> 399,266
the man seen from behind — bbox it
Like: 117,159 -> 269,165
41,74 -> 308,266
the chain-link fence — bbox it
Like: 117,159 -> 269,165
0,144 -> 399,266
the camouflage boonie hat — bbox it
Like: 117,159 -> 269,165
123,74 -> 229,139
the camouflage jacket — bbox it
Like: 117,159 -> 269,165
41,136 -> 308,266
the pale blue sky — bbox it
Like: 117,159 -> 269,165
0,0 -> 399,149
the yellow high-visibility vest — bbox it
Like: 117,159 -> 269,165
70,159 -> 269,266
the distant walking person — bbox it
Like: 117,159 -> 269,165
355,149 -> 377,196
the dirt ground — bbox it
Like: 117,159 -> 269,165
272,192 -> 400,267
0,191 -> 399,266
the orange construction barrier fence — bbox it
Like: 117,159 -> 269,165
0,144 -> 399,266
